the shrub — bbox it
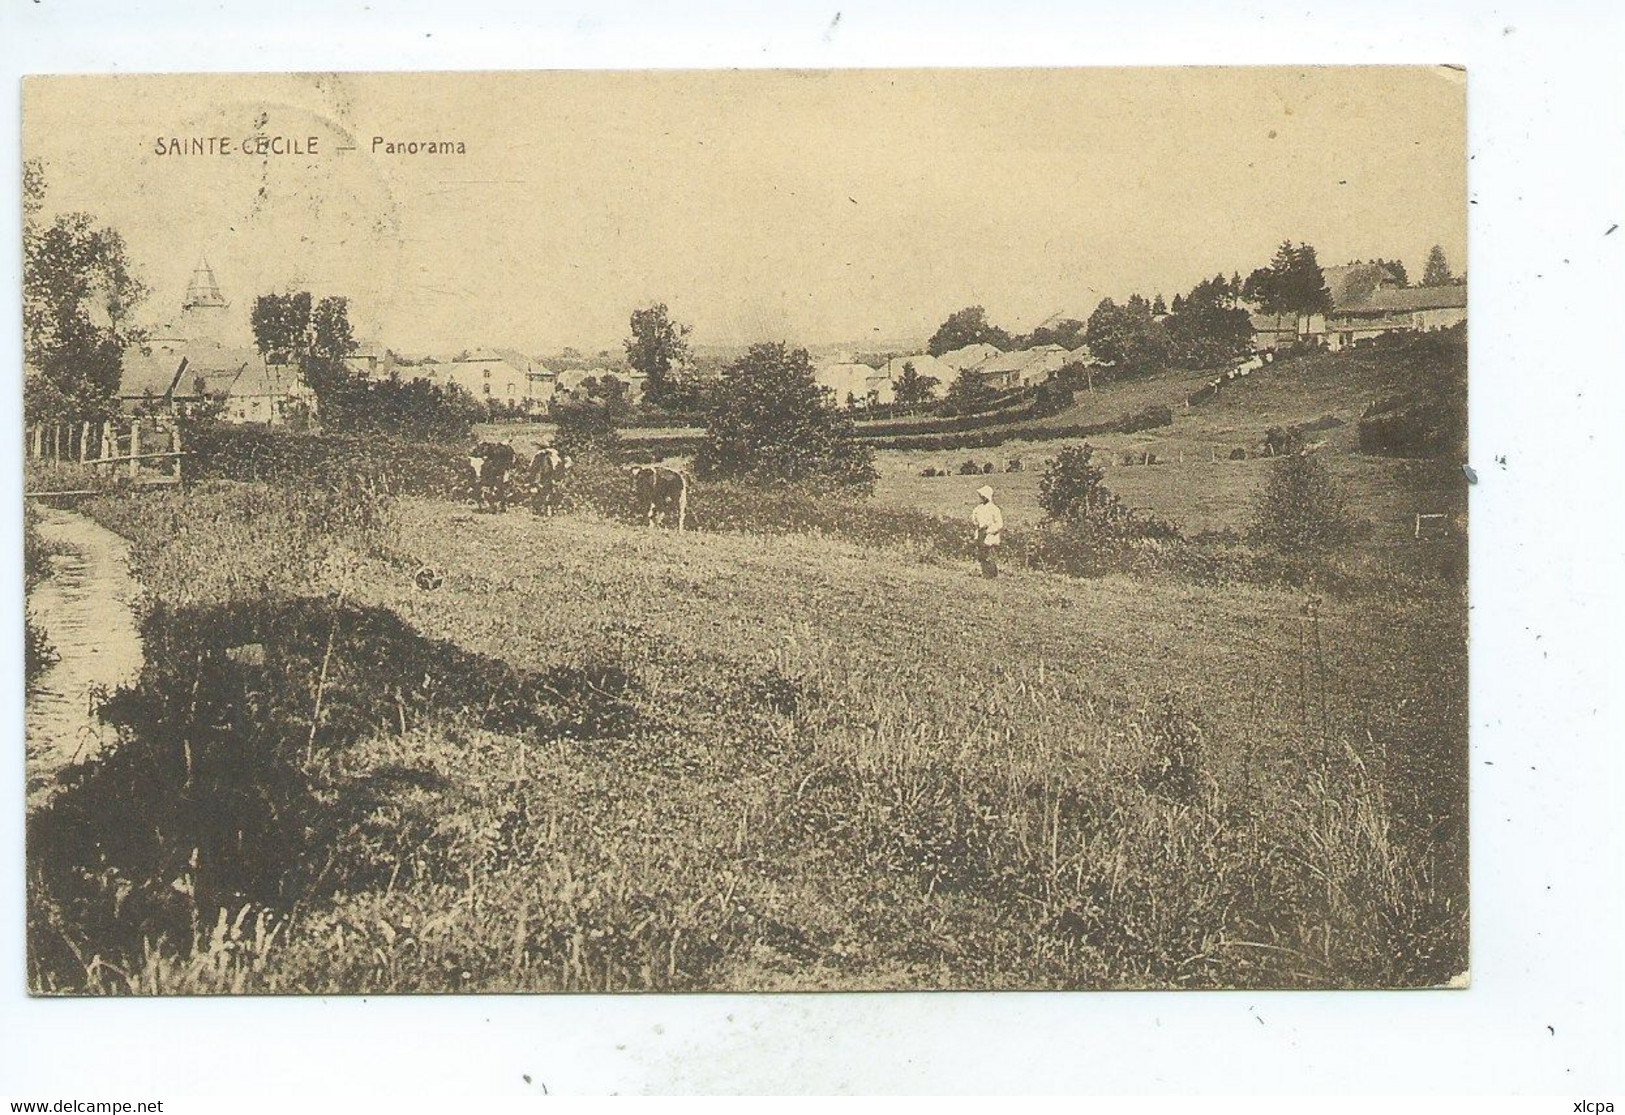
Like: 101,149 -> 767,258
958,459 -> 983,476
183,424 -> 469,500
694,342 -> 877,492
25,611 -> 57,684
855,402 -> 1033,438
553,401 -> 622,461
332,375 -> 487,442
1263,425 -> 1305,457
1250,451 -> 1361,552
1038,444 -> 1116,522
1031,380 -> 1075,418
23,508 -> 61,685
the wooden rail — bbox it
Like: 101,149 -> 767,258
25,417 -> 187,495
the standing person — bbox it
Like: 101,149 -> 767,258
972,484 -> 1003,578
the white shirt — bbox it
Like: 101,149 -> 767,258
972,501 -> 1004,544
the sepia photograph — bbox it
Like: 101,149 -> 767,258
20,67 -> 1470,996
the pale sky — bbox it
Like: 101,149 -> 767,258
24,68 -> 1467,354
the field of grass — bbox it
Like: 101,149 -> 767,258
876,453 -> 1464,544
28,473 -> 1467,994
872,341 -> 1468,544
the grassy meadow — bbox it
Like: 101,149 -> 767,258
872,342 -> 1467,545
28,454 -> 1467,992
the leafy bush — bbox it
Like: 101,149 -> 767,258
854,401 -> 1035,438
25,611 -> 58,684
861,402 -> 1174,453
552,401 -> 622,460
694,342 -> 877,492
1038,444 -> 1116,522
1250,451 -> 1362,552
330,375 -> 488,442
1356,328 -> 1466,459
1263,425 -> 1305,457
1030,379 -> 1075,417
184,423 -> 469,500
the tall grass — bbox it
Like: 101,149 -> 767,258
29,481 -> 1465,993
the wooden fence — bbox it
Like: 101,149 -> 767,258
24,417 -> 189,497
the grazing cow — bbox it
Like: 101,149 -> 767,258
630,465 -> 689,531
468,440 -> 518,511
526,446 -> 574,517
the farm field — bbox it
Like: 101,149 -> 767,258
29,480 -> 1467,994
876,453 -> 1463,543
871,343 -> 1467,543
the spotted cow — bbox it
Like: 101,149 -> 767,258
468,440 -> 518,511
630,465 -> 689,531
526,446 -> 574,517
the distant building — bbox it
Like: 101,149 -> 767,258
121,256 -> 316,425
396,350 -> 538,412
813,361 -> 881,408
937,342 -> 1002,374
1325,285 -> 1466,350
1248,312 -> 1312,353
1064,344 -> 1101,367
1247,261 -> 1466,352
973,346 -> 1068,390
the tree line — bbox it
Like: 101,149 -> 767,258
920,240 -> 1461,380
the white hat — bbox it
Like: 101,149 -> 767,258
977,485 -> 994,499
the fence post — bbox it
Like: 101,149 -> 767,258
128,420 -> 142,481
79,421 -> 91,462
101,422 -> 114,462
172,423 -> 184,486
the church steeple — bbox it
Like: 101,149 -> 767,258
183,254 -> 229,310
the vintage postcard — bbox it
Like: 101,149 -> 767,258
21,68 -> 1467,994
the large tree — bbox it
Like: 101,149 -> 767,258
694,341 -> 876,490
23,160 -> 148,422
892,360 -> 939,410
942,368 -> 996,415
1019,317 -> 1088,350
1257,241 -> 1332,318
251,290 -> 359,424
926,305 -> 1011,356
1163,274 -> 1254,366
1085,297 -> 1172,369
624,302 -> 692,408
1421,244 -> 1454,287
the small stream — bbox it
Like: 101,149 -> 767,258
25,506 -> 145,809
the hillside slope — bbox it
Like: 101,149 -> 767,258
36,488 -> 1467,992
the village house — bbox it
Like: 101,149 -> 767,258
1248,262 -> 1467,353
120,257 -> 317,426
551,365 -> 645,405
813,361 -> 884,408
1325,285 -> 1467,350
936,342 -> 1002,374
395,349 -> 542,412
972,345 -> 1068,390
1065,343 -> 1101,367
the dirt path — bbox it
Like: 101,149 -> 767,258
25,506 -> 145,809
